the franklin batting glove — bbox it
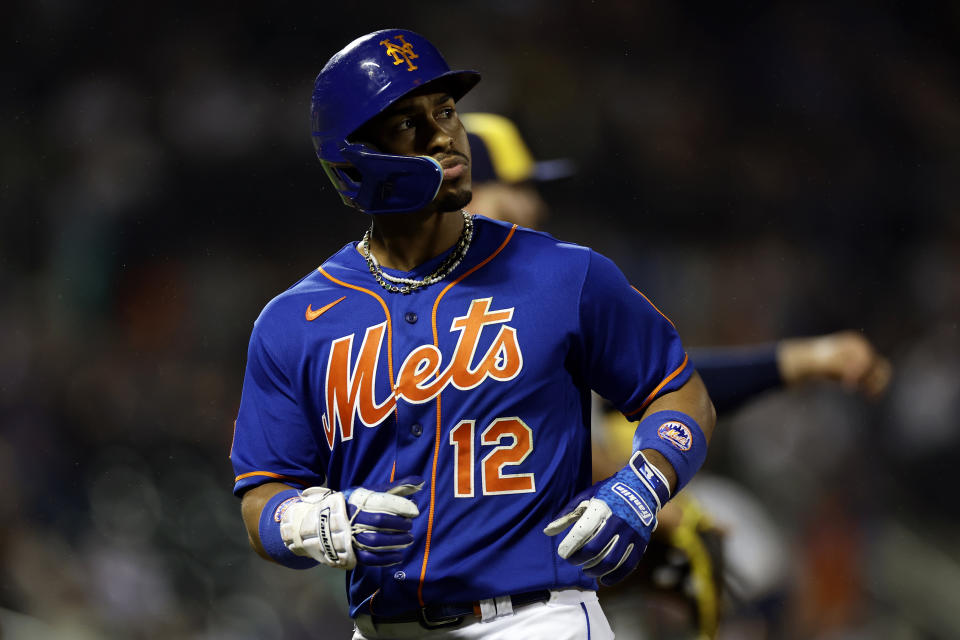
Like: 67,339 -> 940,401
280,476 -> 423,569
544,452 -> 669,586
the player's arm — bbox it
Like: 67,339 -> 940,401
241,482 -> 296,559
239,477 -> 424,571
545,375 -> 715,587
545,377 -> 714,586
690,344 -> 781,415
232,315 -> 424,572
545,249 -> 716,586
635,370 -> 715,492
692,330 -> 892,414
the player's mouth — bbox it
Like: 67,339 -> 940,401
439,155 -> 468,180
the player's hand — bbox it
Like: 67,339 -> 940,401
544,452 -> 665,586
280,476 -> 423,570
344,476 -> 424,567
777,331 -> 893,397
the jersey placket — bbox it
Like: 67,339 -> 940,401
382,289 -> 444,605
388,293 -> 439,479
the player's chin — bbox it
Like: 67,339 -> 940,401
434,186 -> 472,213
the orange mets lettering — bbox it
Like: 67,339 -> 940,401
379,34 -> 419,71
322,322 -> 396,449
395,345 -> 445,403
447,298 -> 516,389
323,299 -> 523,449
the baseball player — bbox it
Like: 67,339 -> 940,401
230,29 -> 716,639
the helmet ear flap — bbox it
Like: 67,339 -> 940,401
333,144 -> 443,215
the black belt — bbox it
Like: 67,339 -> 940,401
370,589 -> 552,629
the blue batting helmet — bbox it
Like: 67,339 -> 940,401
311,29 -> 481,214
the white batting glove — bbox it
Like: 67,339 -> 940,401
280,478 -> 423,570
280,487 -> 356,569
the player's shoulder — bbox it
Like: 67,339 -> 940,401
472,214 -> 593,266
473,217 -> 633,298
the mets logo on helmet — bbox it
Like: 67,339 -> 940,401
658,421 -> 693,451
380,34 -> 419,71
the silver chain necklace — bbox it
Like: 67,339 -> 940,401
361,210 -> 474,295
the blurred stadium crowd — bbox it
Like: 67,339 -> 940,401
2,1 -> 958,638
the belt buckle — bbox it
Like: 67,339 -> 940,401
417,607 -> 466,630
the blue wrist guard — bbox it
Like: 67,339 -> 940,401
258,489 -> 319,570
632,410 -> 707,495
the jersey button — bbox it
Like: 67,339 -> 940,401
410,423 -> 423,437
405,312 -> 418,324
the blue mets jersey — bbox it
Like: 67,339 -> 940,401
230,215 -> 691,618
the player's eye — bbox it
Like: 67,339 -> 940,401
395,117 -> 415,132
437,107 -> 455,119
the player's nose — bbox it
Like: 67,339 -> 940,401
422,119 -> 454,155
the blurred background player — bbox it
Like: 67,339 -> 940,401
462,112 -> 893,639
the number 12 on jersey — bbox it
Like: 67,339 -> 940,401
449,417 -> 536,497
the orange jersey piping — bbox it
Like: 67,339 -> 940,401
234,470 -> 310,486
631,285 -> 676,329
417,224 -> 518,605
626,352 -> 690,418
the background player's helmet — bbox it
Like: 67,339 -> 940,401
461,113 -> 577,185
311,29 -> 480,214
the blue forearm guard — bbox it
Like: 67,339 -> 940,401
632,410 -> 707,495
258,488 -> 319,570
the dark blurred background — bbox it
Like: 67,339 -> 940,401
2,1 -> 958,638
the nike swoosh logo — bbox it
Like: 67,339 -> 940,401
305,296 -> 346,321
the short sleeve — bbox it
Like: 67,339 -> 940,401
576,250 -> 691,418
230,318 -> 326,496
